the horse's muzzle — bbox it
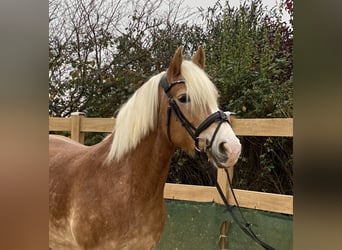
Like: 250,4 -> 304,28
209,137 -> 241,168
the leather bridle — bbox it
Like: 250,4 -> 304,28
160,75 -> 230,153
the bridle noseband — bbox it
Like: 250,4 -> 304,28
160,75 -> 230,152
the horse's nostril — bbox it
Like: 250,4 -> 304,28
219,142 -> 227,157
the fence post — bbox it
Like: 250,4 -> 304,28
217,167 -> 235,205
226,167 -> 235,205
70,112 -> 85,144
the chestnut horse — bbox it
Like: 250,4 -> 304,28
49,46 -> 241,249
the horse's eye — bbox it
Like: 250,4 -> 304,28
178,94 -> 190,103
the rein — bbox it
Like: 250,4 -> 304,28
208,164 -> 276,250
160,75 -> 275,250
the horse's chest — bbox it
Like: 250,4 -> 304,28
49,219 -> 79,249
49,222 -> 159,250
98,235 -> 157,250
50,206 -> 165,250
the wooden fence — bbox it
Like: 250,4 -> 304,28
49,113 -> 293,215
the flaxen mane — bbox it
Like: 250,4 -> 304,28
107,60 -> 219,162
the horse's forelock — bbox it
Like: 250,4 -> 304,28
181,61 -> 219,113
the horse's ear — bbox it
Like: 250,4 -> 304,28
167,46 -> 183,82
192,46 -> 205,69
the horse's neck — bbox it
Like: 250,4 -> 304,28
95,130 -> 175,201
120,130 -> 175,199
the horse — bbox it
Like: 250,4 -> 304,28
49,46 -> 241,250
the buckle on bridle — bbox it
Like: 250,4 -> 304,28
196,137 -> 208,152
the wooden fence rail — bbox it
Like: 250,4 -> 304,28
49,113 -> 293,215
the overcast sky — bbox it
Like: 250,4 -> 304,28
182,0 -> 290,23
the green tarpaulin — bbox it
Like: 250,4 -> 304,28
156,200 -> 292,250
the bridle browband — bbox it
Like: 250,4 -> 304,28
160,75 -> 229,152
160,74 -> 275,250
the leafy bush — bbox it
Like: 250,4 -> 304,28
168,0 -> 293,194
